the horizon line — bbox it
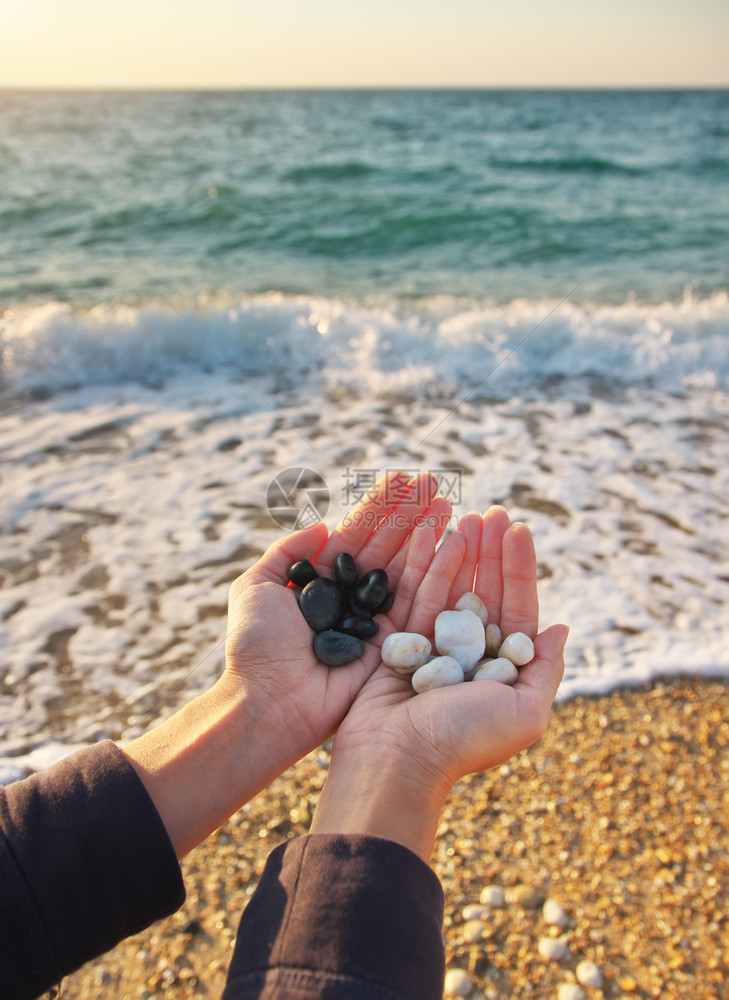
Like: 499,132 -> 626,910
1,83 -> 728,93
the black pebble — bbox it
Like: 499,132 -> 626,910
333,552 -> 358,589
374,591 -> 394,615
340,615 -> 379,639
287,559 -> 318,588
348,594 -> 374,618
354,568 -> 389,610
299,577 -> 345,632
313,630 -> 365,667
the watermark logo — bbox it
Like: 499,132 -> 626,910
266,467 -> 330,530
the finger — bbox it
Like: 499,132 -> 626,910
405,531 -> 467,637
384,495 -> 453,591
387,521 -> 437,629
318,470 -> 412,565
473,505 -> 511,622
449,511 -> 482,606
354,473 -> 438,575
499,521 -> 539,638
245,521 -> 330,586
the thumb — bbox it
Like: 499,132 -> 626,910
252,521 -> 330,585
517,623 -> 569,704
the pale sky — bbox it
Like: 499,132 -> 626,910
1,0 -> 727,89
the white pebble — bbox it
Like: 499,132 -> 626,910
538,937 -> 570,962
471,657 -> 519,685
484,622 -> 502,657
444,967 -> 473,997
462,904 -> 489,921
381,632 -> 431,672
434,609 -> 485,671
454,592 -> 489,623
461,919 -> 487,943
543,899 -> 569,928
412,656 -> 464,693
479,885 -> 505,907
557,985 -> 586,1000
576,961 -> 603,989
498,631 -> 534,666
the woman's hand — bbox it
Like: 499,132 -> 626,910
222,471 -> 453,757
310,508 -> 568,861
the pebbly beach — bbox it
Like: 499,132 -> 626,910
57,677 -> 728,1000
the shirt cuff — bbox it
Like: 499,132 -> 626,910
224,833 -> 445,1000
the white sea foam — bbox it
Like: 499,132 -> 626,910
1,301 -> 728,778
2,291 -> 728,400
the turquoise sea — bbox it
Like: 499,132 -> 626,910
1,88 -> 728,394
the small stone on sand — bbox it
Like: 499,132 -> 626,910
543,899 -> 569,928
444,967 -> 473,997
479,885 -> 505,907
576,960 -> 603,988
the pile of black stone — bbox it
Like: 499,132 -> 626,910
287,553 -> 393,666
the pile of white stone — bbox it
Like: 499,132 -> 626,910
381,592 -> 535,694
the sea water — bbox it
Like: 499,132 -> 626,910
1,89 -> 728,776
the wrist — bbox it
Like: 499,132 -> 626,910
121,674 -> 300,858
310,744 -> 449,863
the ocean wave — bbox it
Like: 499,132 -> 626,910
2,291 -> 728,399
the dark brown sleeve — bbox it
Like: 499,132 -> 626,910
224,833 -> 445,1000
0,741 -> 185,1000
